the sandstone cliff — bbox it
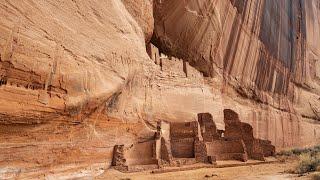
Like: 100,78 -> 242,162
152,0 -> 320,146
0,0 -> 319,178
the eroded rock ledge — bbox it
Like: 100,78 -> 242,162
0,0 -> 319,178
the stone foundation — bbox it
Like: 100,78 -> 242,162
111,110 -> 275,172
206,140 -> 248,162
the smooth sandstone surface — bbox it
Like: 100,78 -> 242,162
0,0 -> 319,178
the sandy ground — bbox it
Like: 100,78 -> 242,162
97,159 -> 315,180
4,158 -> 319,179
0,158 -> 320,180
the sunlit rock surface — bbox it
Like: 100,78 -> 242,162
0,0 -> 319,178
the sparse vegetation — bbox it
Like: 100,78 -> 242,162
277,145 -> 320,175
296,152 -> 320,174
277,145 -> 320,157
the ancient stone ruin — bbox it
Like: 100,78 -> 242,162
222,109 -> 275,161
1,0 -> 320,178
146,43 -> 203,78
112,110 -> 275,172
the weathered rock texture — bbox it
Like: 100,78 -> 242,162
152,0 -> 320,148
111,111 -> 274,172
0,0 -> 319,178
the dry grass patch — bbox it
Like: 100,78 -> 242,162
276,145 -> 320,175
296,152 -> 320,174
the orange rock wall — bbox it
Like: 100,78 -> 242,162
0,0 -> 319,177
152,0 -> 320,149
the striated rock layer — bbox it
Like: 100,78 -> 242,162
152,0 -> 320,147
0,0 -> 319,178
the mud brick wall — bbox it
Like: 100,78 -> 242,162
169,122 -> 199,158
171,138 -> 195,158
224,109 -> 254,141
124,141 -> 157,166
198,113 -> 219,142
160,137 -> 173,163
223,109 -> 275,160
170,121 -> 198,139
250,140 -> 265,161
251,139 -> 275,159
206,140 -> 246,154
206,140 -> 247,161
257,139 -> 275,156
194,139 -> 208,163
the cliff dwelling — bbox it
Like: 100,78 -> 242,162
1,0 -> 320,179
111,110 -> 275,172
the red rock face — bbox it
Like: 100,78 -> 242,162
153,0 -> 320,148
0,0 -> 319,178
122,0 -> 154,42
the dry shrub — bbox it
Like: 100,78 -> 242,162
313,173 -> 320,180
277,145 -> 320,157
296,152 -> 320,174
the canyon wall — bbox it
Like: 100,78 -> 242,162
0,0 -> 319,178
152,0 -> 320,147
